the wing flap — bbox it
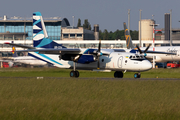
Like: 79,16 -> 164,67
17,48 -> 81,55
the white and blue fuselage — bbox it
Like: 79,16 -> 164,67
28,48 -> 152,72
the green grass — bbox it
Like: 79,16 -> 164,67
0,67 -> 180,78
0,68 -> 180,119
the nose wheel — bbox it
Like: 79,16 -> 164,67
134,73 -> 141,78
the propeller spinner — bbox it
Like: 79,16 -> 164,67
136,44 -> 151,57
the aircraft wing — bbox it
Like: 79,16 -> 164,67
5,42 -> 81,55
130,49 -> 176,55
0,59 -> 13,62
145,50 -> 176,55
16,48 -> 82,55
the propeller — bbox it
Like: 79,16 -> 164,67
96,40 -> 102,69
94,40 -> 108,69
89,39 -> 109,69
136,44 -> 151,57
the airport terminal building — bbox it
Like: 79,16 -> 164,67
0,15 -> 95,41
0,15 -> 97,57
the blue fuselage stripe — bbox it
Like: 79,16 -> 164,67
29,52 -> 63,66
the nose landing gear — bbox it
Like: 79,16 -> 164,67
134,72 -> 141,78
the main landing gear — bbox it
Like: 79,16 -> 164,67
114,71 -> 141,78
70,61 -> 79,78
70,70 -> 79,78
114,71 -> 123,78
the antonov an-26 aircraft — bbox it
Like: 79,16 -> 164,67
123,22 -> 177,63
5,12 -> 152,78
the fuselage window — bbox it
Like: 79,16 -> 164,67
125,60 -> 127,63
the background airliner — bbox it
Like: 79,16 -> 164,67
11,46 -> 47,66
123,22 -> 178,63
5,12 -> 152,78
1,45 -> 47,67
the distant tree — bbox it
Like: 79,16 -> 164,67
83,19 -> 91,30
87,24 -> 91,30
99,30 -> 103,40
77,18 -> 82,27
103,29 -> 109,40
130,30 -> 138,40
157,31 -> 162,34
112,29 -> 124,40
108,31 -> 113,40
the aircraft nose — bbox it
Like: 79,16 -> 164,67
141,60 -> 152,71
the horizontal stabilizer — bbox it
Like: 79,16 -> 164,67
5,42 -> 36,49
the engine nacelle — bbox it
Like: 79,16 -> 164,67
77,55 -> 96,64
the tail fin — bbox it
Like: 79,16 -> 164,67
33,12 -> 66,48
123,22 -> 135,49
11,41 -> 18,57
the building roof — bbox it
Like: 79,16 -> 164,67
0,20 -> 61,23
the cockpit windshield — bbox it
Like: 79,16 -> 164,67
129,55 -> 145,60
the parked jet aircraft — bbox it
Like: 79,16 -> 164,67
5,12 -> 153,78
0,45 -> 47,67
12,46 -> 47,66
123,22 -> 178,63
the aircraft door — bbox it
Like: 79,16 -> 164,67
118,56 -> 123,68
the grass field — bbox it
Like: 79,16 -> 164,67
0,68 -> 180,120
0,67 -> 180,78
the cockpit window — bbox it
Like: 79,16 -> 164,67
129,55 -> 145,60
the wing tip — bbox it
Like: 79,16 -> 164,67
4,42 -> 10,44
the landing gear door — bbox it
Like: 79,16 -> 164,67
118,56 -> 123,68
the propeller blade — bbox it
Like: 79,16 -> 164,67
97,57 -> 100,69
136,45 -> 143,54
144,44 -> 151,53
98,40 -> 101,52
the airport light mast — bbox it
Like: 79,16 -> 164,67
170,9 -> 172,46
139,9 -> 142,47
72,16 -> 75,28
150,22 -> 159,69
128,9 -> 130,33
150,23 -> 159,51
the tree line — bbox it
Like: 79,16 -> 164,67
77,18 -> 139,40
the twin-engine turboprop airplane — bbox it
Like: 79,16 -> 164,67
5,12 -> 152,78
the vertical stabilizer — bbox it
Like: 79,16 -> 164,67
123,22 -> 135,49
33,12 -> 65,48
11,41 -> 18,57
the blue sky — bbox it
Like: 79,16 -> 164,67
0,0 -> 180,32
